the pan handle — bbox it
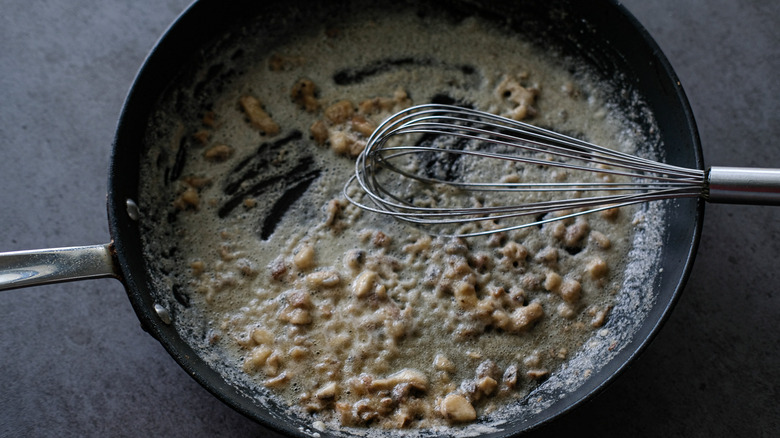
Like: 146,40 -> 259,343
0,243 -> 118,291
707,167 -> 780,205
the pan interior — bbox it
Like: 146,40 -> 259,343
117,0 -> 700,436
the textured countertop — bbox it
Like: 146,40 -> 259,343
1,1 -> 777,436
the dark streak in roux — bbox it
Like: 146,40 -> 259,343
169,136 -> 189,183
217,129 -> 322,237
333,57 -> 477,85
224,130 -> 304,196
218,155 -> 318,218
172,283 -> 190,308
260,171 -> 320,240
416,94 -> 474,182
417,134 -> 469,182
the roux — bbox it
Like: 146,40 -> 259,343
138,5 -> 658,432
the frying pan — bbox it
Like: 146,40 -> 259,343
0,0 -> 704,436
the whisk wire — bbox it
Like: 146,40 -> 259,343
346,104 -> 707,236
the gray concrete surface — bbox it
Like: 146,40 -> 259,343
1,0 -> 777,436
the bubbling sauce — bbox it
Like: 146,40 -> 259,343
138,4 -> 663,434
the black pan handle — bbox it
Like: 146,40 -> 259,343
0,244 -> 119,291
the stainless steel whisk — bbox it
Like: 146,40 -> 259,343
344,104 -> 780,237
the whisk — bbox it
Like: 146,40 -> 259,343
344,104 -> 780,237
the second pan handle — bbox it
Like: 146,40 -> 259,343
707,167 -> 780,205
0,243 -> 119,292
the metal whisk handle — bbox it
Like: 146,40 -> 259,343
707,167 -> 780,205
